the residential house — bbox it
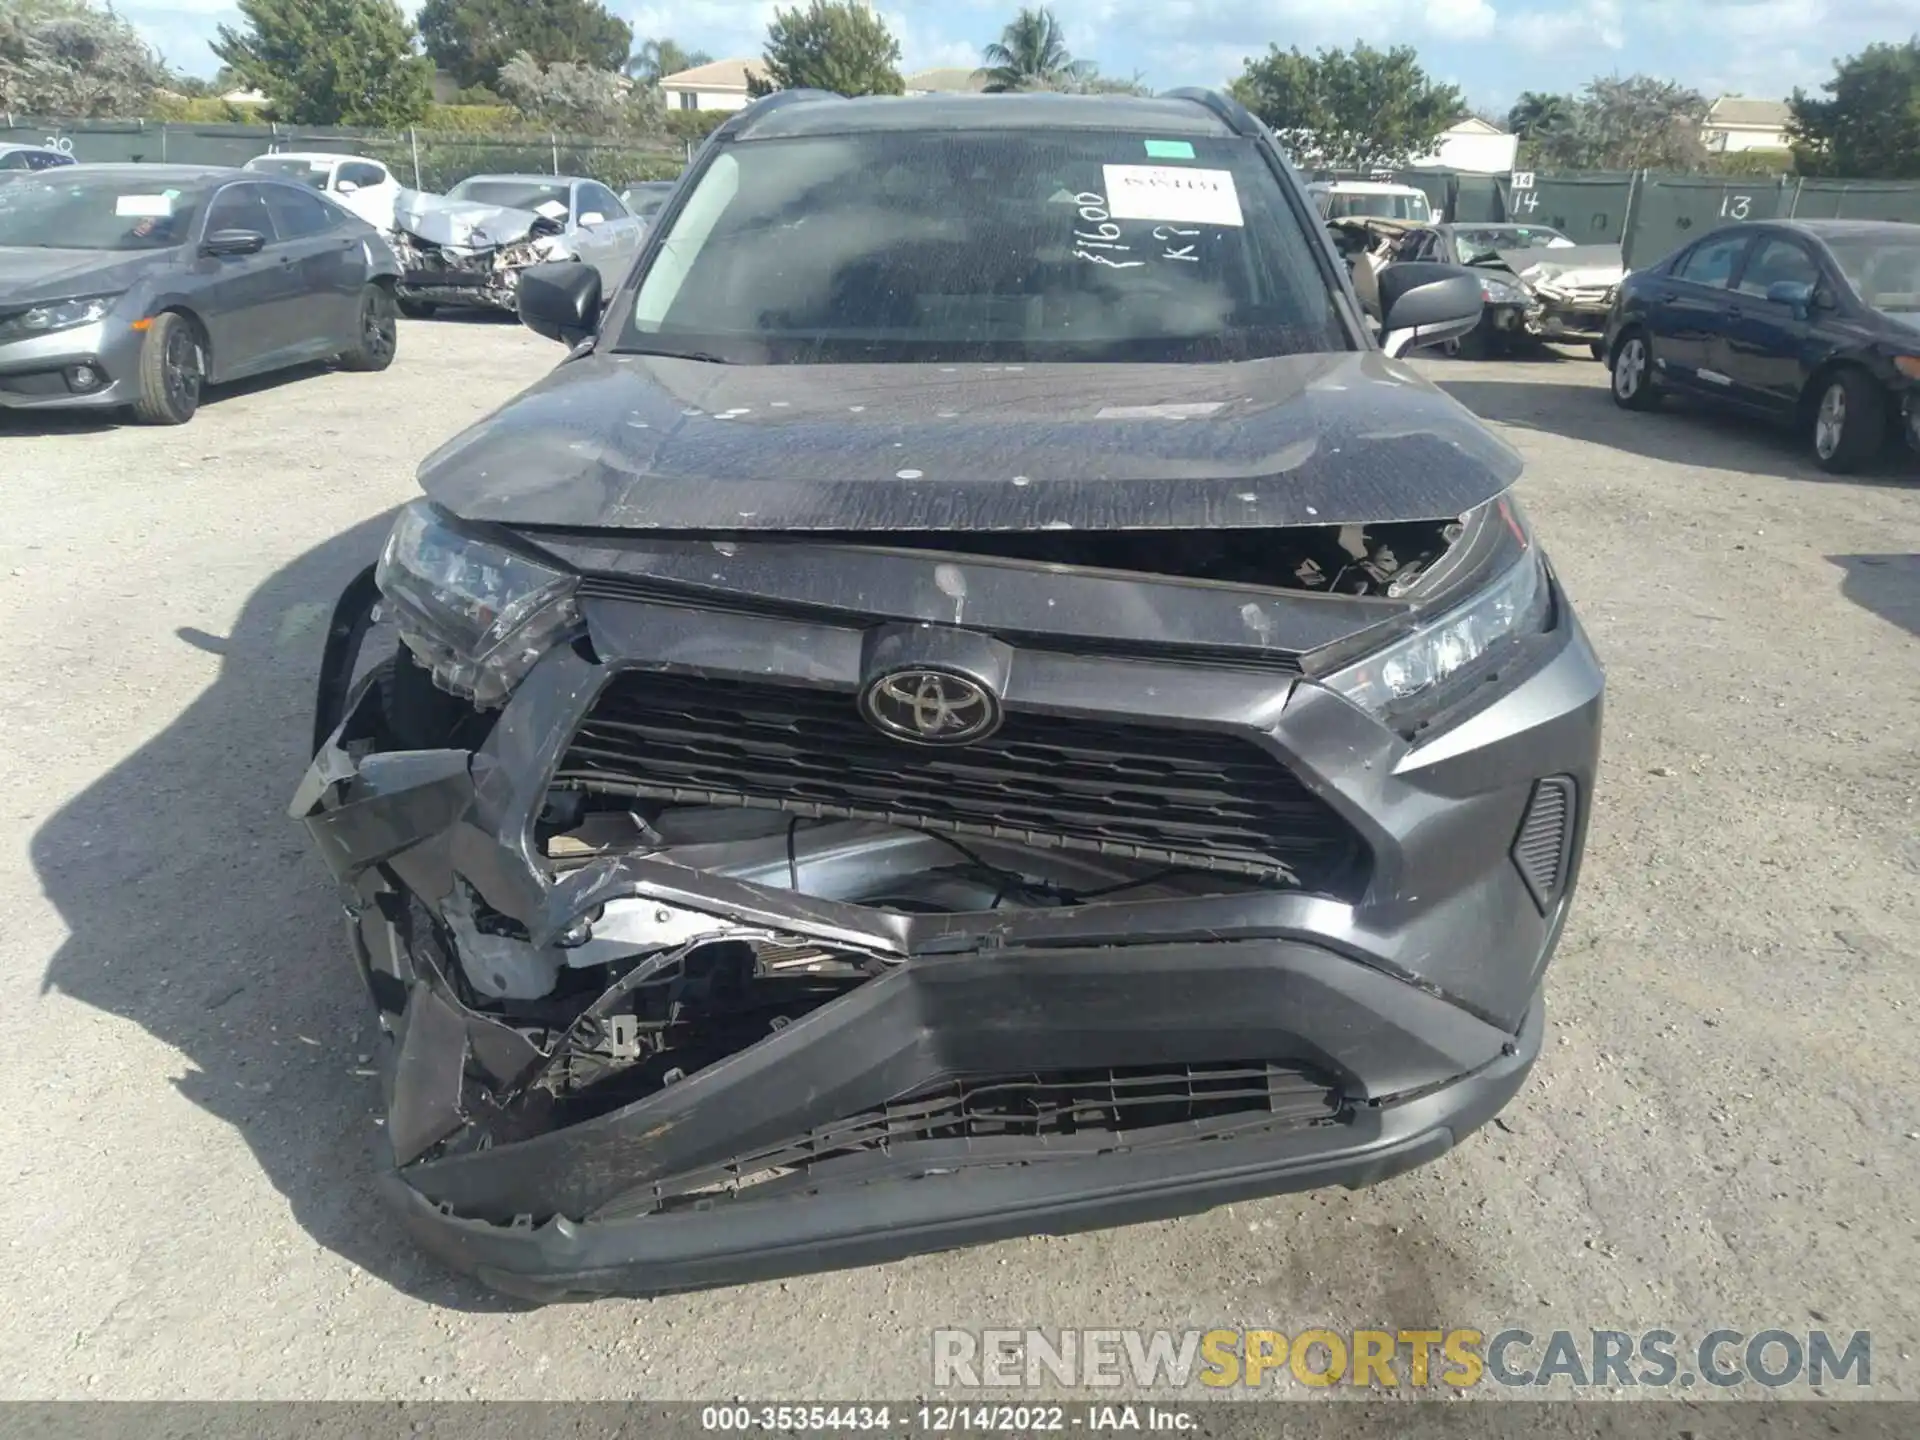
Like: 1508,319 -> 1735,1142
905,68 -> 988,96
1408,116 -> 1520,176
1701,97 -> 1793,154
658,59 -> 757,113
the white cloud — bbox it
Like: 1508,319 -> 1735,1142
1510,0 -> 1624,56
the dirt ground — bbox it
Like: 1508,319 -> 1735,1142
1,320 -> 1915,1400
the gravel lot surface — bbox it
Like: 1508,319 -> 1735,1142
1,322 -> 1915,1400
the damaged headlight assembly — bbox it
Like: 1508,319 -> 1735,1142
374,499 -> 580,709
1324,503 -> 1552,722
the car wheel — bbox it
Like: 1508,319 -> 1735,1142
1610,329 -> 1659,411
338,285 -> 399,372
1455,320 -> 1493,361
1810,369 -> 1887,474
397,297 -> 437,319
130,312 -> 203,425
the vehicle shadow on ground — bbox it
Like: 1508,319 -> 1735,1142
1437,377 -> 1920,488
0,363 -> 345,438
1829,554 -> 1920,639
32,514 -> 532,1313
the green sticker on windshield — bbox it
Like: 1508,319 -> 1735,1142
1144,139 -> 1195,159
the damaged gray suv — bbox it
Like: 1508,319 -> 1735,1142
293,88 -> 1604,1301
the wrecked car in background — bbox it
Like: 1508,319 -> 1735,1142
388,173 -> 645,316
293,87 -> 1603,1302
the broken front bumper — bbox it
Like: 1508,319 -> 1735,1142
292,574 -> 1602,1301
1528,298 -> 1614,342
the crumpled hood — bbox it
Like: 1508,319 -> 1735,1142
418,349 -> 1523,531
1501,245 -> 1624,290
0,246 -> 166,305
393,189 -> 545,250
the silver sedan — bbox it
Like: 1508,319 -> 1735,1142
0,164 -> 402,425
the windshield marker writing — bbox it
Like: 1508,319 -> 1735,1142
1072,191 -> 1145,268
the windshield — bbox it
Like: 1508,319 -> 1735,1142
1324,191 -> 1432,222
619,130 -> 1346,364
1451,226 -> 1568,262
1823,234 -> 1920,316
449,179 -> 571,215
246,157 -> 330,189
0,173 -> 207,250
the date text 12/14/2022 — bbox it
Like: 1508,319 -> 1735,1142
698,1404 -> 1200,1433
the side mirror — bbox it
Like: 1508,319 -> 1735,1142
1765,279 -> 1813,315
335,179 -> 360,195
202,228 -> 266,257
578,211 -> 605,227
518,260 -> 602,346
1376,261 -> 1487,358
1812,285 -> 1839,311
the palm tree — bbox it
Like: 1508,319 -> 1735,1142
1507,90 -> 1575,141
626,38 -> 712,83
977,7 -> 1095,93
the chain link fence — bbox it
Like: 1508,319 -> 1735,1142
0,116 -> 688,190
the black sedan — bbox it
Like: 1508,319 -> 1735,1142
1603,219 -> 1920,472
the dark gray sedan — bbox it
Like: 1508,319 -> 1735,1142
0,164 -> 402,425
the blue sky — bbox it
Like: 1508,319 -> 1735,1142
132,0 -> 1918,113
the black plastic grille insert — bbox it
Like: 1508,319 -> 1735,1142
554,672 -> 1364,885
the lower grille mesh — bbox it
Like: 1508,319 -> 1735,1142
554,672 -> 1364,886
651,1062 -> 1345,1208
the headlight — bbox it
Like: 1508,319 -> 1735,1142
374,500 -> 580,709
0,292 -> 120,342
1323,545 -> 1551,721
1480,276 -> 1528,305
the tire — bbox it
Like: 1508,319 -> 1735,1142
397,296 -> 436,319
129,311 -> 203,425
337,284 -> 399,372
1809,369 -> 1887,474
1455,320 -> 1493,360
1610,328 -> 1660,411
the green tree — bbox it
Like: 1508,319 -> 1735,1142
976,7 -> 1092,93
1789,37 -> 1920,179
1507,90 -> 1574,141
0,0 -> 165,116
496,50 -> 658,133
744,1 -> 904,98
212,0 -> 430,126
625,36 -> 711,83
417,0 -> 631,92
1230,42 -> 1464,171
1528,75 -> 1707,171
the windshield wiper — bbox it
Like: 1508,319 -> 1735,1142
624,346 -> 734,364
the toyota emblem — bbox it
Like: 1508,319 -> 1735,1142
860,668 -> 1002,745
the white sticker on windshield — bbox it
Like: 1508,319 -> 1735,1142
115,194 -> 172,217
535,199 -> 568,220
1101,165 -> 1242,228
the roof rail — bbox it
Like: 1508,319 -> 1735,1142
716,88 -> 845,142
1157,87 -> 1264,140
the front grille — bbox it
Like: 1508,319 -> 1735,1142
553,672 -> 1364,885
649,1062 -> 1344,1208
1512,775 -> 1576,910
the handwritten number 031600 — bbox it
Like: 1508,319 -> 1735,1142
1071,192 -> 1201,269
